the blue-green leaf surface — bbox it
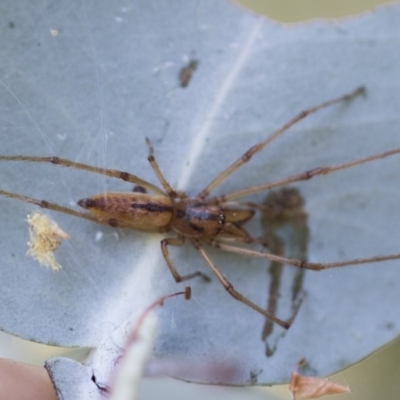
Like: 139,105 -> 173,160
0,0 -> 399,390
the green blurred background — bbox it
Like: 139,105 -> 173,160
236,0 -> 394,22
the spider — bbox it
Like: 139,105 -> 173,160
1,86 -> 400,329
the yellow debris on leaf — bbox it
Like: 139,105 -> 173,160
26,212 -> 70,271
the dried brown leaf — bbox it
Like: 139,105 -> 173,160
289,371 -> 351,400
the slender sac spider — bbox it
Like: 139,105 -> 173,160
2,86 -> 400,329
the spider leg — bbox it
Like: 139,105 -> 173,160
211,240 -> 400,270
146,138 -> 185,199
0,189 -> 101,222
192,240 -> 303,329
198,86 -> 365,199
214,146 -> 400,203
161,237 -> 210,282
0,155 -> 164,195
215,231 -> 270,247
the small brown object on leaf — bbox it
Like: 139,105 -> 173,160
289,371 -> 351,400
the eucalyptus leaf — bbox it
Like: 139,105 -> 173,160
0,0 -> 399,391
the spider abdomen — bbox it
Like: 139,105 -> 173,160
78,192 -> 173,230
